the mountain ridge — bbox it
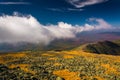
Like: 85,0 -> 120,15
82,40 -> 120,55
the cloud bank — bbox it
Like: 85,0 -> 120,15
66,0 -> 108,8
0,14 -> 112,45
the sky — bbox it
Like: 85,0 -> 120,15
0,0 -> 120,26
0,0 -> 120,44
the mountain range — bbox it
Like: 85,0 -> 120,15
0,31 -> 120,53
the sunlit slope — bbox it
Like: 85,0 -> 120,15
0,49 -> 120,80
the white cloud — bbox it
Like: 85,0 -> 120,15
0,14 -> 75,45
88,18 -> 112,30
0,2 -> 30,5
47,8 -> 84,12
67,8 -> 84,11
66,0 -> 108,8
47,8 -> 63,12
0,14 -> 112,45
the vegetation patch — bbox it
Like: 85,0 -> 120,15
53,69 -> 80,80
0,49 -> 120,80
54,63 -> 62,66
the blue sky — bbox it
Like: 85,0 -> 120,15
0,0 -> 120,26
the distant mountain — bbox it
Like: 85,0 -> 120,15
0,43 -> 37,52
0,39 -> 83,52
82,40 -> 120,55
100,32 -> 120,36
0,31 -> 120,52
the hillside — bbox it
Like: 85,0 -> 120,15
82,41 -> 120,55
0,49 -> 120,80
1,39 -> 120,80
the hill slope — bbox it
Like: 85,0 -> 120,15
0,50 -> 120,80
82,41 -> 120,55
